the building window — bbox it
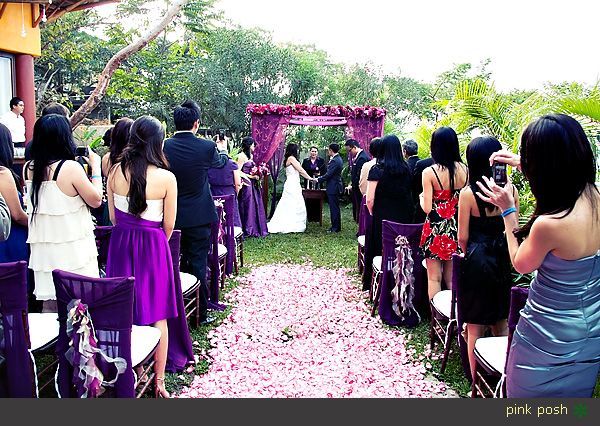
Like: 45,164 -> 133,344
0,54 -> 15,115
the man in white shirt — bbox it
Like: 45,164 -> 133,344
0,97 -> 26,145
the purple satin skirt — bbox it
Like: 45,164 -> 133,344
106,209 -> 178,326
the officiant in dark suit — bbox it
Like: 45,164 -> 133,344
317,143 -> 344,233
301,146 -> 326,187
345,139 -> 370,222
163,100 -> 228,325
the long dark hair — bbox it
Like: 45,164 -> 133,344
284,143 -> 298,163
29,114 -> 76,217
119,116 -> 168,217
430,127 -> 463,190
379,134 -> 408,175
0,123 -> 20,191
466,136 -> 502,215
516,114 -> 599,240
109,117 -> 133,167
241,136 -> 255,159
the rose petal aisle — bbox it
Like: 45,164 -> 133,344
178,264 -> 451,398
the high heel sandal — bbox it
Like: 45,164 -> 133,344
155,377 -> 171,398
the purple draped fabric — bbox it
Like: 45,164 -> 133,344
358,195 -> 370,236
506,286 -> 529,363
207,205 -> 226,311
213,195 -> 236,276
0,261 -> 36,398
378,221 -> 428,326
451,253 -> 471,381
346,116 -> 385,153
208,160 -> 242,228
53,270 -> 135,398
250,114 -> 289,217
166,231 -> 196,373
106,210 -> 178,326
239,161 -> 268,237
94,226 -> 113,273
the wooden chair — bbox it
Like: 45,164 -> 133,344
429,254 -> 462,374
471,286 -> 529,398
169,230 -> 201,327
0,261 -> 38,397
52,270 -> 159,398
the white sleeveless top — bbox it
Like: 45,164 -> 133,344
114,193 -> 164,221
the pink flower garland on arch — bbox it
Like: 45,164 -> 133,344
246,104 -> 386,119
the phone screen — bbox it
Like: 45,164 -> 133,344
492,162 -> 507,186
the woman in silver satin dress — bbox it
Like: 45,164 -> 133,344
476,114 -> 600,397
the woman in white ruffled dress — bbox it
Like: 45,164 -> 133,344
25,115 -> 102,312
267,144 -> 314,234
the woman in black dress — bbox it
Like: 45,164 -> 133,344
457,136 -> 519,380
363,134 -> 414,289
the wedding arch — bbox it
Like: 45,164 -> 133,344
246,103 -> 386,215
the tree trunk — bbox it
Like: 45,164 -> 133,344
69,0 -> 191,129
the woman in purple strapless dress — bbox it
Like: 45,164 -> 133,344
106,116 -> 179,398
237,137 -> 268,237
208,154 -> 242,227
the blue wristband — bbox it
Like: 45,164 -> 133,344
501,207 -> 517,218
91,175 -> 102,180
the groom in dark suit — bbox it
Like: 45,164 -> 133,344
317,143 -> 344,233
163,100 -> 228,325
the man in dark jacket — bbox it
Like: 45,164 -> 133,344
345,139 -> 370,222
163,100 -> 228,324
402,139 -> 420,175
317,143 -> 344,233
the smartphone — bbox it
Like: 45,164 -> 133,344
492,162 -> 507,186
218,129 -> 226,141
75,146 -> 88,157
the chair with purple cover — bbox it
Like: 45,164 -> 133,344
214,195 -> 236,278
430,253 -> 462,374
357,196 -> 369,274
471,286 -> 529,398
207,204 -> 227,311
94,226 -> 113,276
165,230 -> 196,373
53,270 -> 160,398
374,221 -> 426,327
0,261 -> 37,397
169,230 -> 200,326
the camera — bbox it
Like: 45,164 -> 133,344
217,129 -> 226,141
492,162 -> 507,186
75,146 -> 89,157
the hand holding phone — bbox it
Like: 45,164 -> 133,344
492,162 -> 507,187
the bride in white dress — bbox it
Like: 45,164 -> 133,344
268,143 -> 315,234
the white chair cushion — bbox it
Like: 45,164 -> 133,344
357,235 -> 365,247
372,256 -> 382,273
234,227 -> 243,238
28,313 -> 59,351
474,336 -> 508,374
218,244 -> 228,259
180,272 -> 198,294
431,290 -> 452,319
131,325 -> 161,368
422,259 -> 427,269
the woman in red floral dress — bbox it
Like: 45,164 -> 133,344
419,127 -> 468,300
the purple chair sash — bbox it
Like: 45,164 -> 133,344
0,261 -> 36,397
208,205 -> 226,311
378,221 -> 427,326
53,270 -> 135,398
358,195 -> 370,236
166,231 -> 196,373
213,195 -> 236,276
